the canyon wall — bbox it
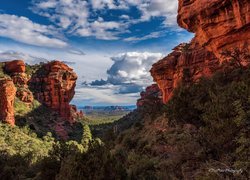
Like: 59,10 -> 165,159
151,39 -> 219,103
151,0 -> 249,104
178,0 -> 250,61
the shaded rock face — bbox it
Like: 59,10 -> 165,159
151,39 -> 219,103
178,0 -> 250,61
0,78 -> 16,126
29,61 -> 78,123
137,84 -> 162,107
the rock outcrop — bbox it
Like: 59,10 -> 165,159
178,0 -> 250,61
151,39 -> 219,103
4,60 -> 34,105
137,84 -> 162,107
0,78 -> 16,126
29,61 -> 78,123
4,60 -> 26,73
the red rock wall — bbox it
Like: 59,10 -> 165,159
29,61 -> 78,123
177,0 -> 250,61
151,39 -> 219,103
0,78 -> 16,126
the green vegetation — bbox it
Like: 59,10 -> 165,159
0,59 -> 249,179
83,114 -> 125,125
25,63 -> 42,76
0,123 -> 102,179
83,110 -> 129,125
0,62 -> 10,79
14,97 -> 41,117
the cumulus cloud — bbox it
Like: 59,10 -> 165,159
89,52 -> 163,94
0,14 -> 67,48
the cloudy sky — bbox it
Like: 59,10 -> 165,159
0,0 -> 193,106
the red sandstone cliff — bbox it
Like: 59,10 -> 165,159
177,0 -> 250,61
151,0 -> 250,104
151,40 -> 219,103
29,61 -> 79,123
0,77 -> 16,126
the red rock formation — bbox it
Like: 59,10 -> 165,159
4,60 -> 25,73
151,39 -> 219,103
177,0 -> 250,61
4,60 -> 34,105
29,61 -> 78,123
0,78 -> 16,126
137,84 -> 162,107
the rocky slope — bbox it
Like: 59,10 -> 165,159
178,0 -> 250,61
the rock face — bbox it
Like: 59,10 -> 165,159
4,60 -> 34,105
29,61 -> 78,123
151,39 -> 219,103
178,0 -> 250,61
4,60 -> 26,73
0,78 -> 16,126
137,84 -> 162,107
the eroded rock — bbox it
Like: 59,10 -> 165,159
0,78 -> 16,126
178,0 -> 250,61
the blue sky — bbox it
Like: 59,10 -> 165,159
0,0 -> 193,106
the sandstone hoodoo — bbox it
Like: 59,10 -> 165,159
178,0 -> 250,61
29,61 -> 78,123
0,78 -> 16,126
151,39 -> 219,103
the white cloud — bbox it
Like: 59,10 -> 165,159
90,52 -> 163,94
73,86 -> 138,105
107,52 -> 162,85
124,31 -> 165,42
0,50 -> 49,64
30,0 -> 179,41
0,14 -> 67,48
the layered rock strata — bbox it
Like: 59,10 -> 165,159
151,39 -> 219,103
178,0 -> 250,61
29,61 -> 78,123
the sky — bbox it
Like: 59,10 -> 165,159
0,0 -> 193,106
